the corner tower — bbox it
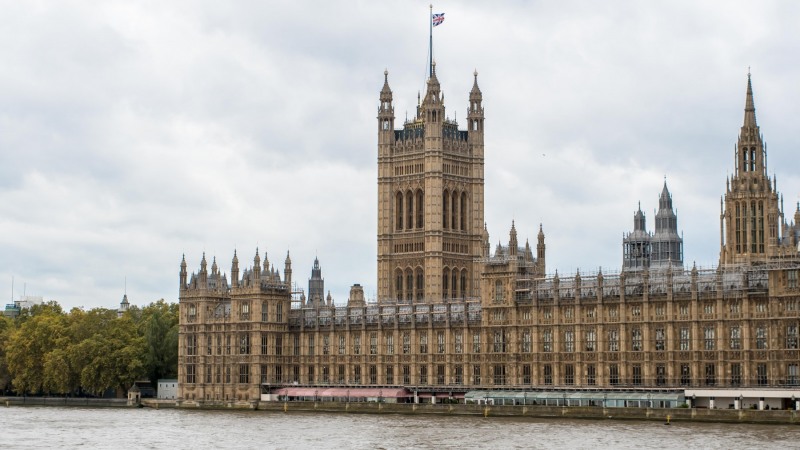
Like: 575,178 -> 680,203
720,74 -> 783,265
377,63 -> 485,303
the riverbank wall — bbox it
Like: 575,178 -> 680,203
250,401 -> 800,424
0,397 -> 127,407
4,396 -> 799,425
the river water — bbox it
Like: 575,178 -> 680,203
1,406 -> 798,449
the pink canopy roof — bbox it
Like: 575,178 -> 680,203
271,387 -> 409,398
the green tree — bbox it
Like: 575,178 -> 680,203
6,310 -> 67,394
0,315 -> 14,393
70,315 -> 146,395
138,300 -> 179,384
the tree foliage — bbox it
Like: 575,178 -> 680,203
1,299 -> 178,396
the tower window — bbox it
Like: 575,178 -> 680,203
442,190 -> 449,229
416,189 -> 424,229
396,192 -> 404,231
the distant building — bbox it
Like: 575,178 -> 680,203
117,294 -> 130,318
3,295 -> 44,319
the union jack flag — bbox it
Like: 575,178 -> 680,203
432,13 -> 445,27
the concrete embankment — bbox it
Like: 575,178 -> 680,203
4,397 -> 798,424
1,397 -> 128,407
251,401 -> 800,425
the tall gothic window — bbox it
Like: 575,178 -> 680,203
460,192 -> 467,231
406,190 -> 413,230
442,190 -> 449,229
415,268 -> 424,301
396,192 -> 403,230
416,189 -> 424,229
451,191 -> 457,232
443,268 -> 450,299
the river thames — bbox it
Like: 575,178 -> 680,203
1,406 -> 798,449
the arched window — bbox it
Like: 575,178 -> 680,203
396,192 -> 404,231
416,268 -> 424,301
750,148 -> 756,172
442,190 -> 449,229
451,270 -> 458,299
443,268 -> 450,299
406,191 -> 413,230
396,270 -> 404,300
460,192 -> 467,231
416,189 -> 424,229
460,269 -> 468,299
495,280 -> 504,303
743,149 -> 748,172
451,191 -> 457,233
406,269 -> 414,302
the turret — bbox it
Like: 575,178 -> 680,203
284,251 -> 292,289
347,284 -> 366,307
420,61 -> 444,138
231,250 -> 239,289
180,254 -> 187,290
119,293 -> 129,318
199,252 -> 208,286
482,223 -> 490,258
536,224 -> 546,275
509,221 -> 518,257
253,248 -> 261,280
467,70 -> 484,145
378,70 -> 395,155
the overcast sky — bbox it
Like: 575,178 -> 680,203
2,1 -> 799,310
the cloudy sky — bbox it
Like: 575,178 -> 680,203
2,1 -> 799,310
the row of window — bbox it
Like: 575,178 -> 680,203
394,267 -> 469,301
518,300 -> 780,321
393,189 -> 469,232
185,302 -> 284,322
185,362 -> 800,388
185,324 -> 799,357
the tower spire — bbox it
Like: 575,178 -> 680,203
743,71 -> 757,129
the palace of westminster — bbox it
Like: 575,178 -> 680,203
177,59 -> 800,404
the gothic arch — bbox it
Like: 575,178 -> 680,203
401,267 -> 412,302
395,268 -> 405,300
460,191 -> 468,231
395,192 -> 404,231
405,190 -> 413,230
442,266 -> 451,299
451,190 -> 458,233
442,189 -> 450,229
460,268 -> 468,299
416,189 -> 424,229
415,266 -> 424,301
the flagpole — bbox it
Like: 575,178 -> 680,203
429,4 -> 433,78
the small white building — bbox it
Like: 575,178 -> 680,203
157,379 -> 179,400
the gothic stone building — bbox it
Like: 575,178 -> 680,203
177,68 -> 800,405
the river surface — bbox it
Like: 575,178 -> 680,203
1,406 -> 798,449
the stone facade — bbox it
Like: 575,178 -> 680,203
177,68 -> 800,405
